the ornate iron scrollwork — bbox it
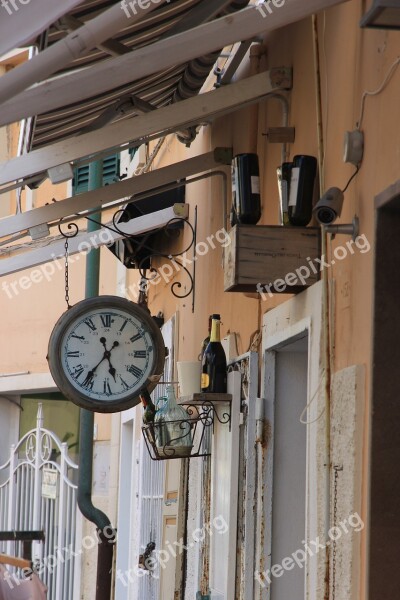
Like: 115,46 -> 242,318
142,398 -> 232,461
57,211 -> 195,301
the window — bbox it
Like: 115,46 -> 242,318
19,393 -> 80,459
72,154 -> 120,194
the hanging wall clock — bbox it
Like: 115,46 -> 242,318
47,296 -> 166,413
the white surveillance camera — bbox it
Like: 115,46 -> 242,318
313,187 -> 344,225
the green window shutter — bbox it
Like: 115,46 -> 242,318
72,153 -> 120,195
72,164 -> 90,195
102,154 -> 120,185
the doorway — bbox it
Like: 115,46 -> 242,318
270,336 -> 308,600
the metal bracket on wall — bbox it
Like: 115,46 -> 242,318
57,203 -> 197,303
142,395 -> 232,461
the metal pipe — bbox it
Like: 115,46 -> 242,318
77,160 -> 116,600
248,44 -> 266,154
266,93 -> 290,164
0,1 -> 167,106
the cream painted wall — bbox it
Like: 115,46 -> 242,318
0,3 -> 398,597
132,4 -> 398,598
0,244 -> 119,374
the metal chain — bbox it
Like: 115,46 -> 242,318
332,464 -> 343,599
64,238 -> 71,309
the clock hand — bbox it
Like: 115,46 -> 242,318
108,365 -> 117,382
86,348 -> 112,379
82,371 -> 95,388
99,339 -> 119,382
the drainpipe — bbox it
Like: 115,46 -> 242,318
77,159 -> 115,600
0,1 -> 166,106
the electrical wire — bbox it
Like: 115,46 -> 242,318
248,330 -> 261,353
299,371 -> 326,425
357,56 -> 400,130
342,165 -> 360,193
322,11 -> 329,173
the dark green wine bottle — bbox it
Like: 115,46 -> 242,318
201,315 -> 227,394
287,155 -> 317,226
199,315 -> 212,361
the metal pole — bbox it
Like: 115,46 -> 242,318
77,159 -> 115,600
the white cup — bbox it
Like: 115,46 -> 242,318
177,361 -> 202,396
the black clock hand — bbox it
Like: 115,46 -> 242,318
82,371 -> 95,388
84,340 -> 117,381
99,338 -> 119,382
84,357 -> 104,381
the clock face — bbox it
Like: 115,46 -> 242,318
48,297 -> 165,412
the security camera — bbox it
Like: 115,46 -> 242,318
313,187 -> 344,225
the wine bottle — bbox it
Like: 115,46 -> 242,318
277,162 -> 293,226
287,155 -> 317,226
230,153 -> 261,226
199,315 -> 212,361
201,315 -> 227,393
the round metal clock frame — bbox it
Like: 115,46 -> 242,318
47,296 -> 166,413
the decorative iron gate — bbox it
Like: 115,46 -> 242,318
0,403 -> 80,600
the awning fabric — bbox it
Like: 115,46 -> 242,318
24,0 -> 250,150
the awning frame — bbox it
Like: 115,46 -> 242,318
0,0 -> 348,128
0,149 -> 232,240
0,70 -> 291,187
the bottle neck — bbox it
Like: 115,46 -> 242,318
210,319 -> 221,343
166,385 -> 178,407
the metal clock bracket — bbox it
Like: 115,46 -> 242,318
57,202 -> 196,308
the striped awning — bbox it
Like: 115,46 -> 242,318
26,0 -> 250,151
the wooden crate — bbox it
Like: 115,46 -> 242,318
224,225 -> 321,294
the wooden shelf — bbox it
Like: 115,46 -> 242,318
178,393 -> 232,405
224,224 -> 321,293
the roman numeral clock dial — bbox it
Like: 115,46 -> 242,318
47,296 -> 166,413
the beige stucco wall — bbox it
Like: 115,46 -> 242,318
131,4 -> 399,598
0,2 -> 399,597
